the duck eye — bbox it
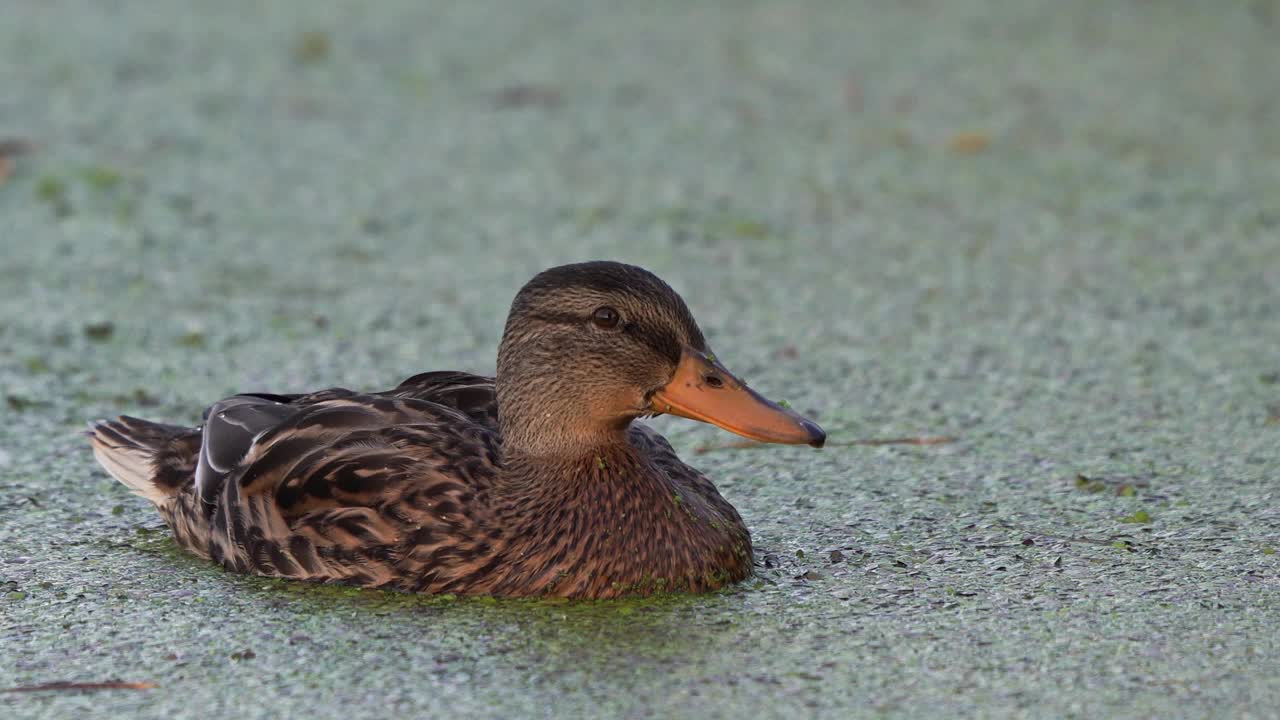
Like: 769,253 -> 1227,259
591,306 -> 621,329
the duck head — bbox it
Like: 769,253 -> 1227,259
496,261 -> 826,456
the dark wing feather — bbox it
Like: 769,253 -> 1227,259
193,393 -> 500,589
193,373 -> 497,505
385,371 -> 498,430
196,395 -> 300,503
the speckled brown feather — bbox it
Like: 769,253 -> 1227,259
88,262 -> 770,597
90,380 -> 750,596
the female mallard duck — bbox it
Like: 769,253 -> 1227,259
90,261 -> 825,598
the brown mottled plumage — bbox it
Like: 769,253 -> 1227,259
89,262 -> 824,598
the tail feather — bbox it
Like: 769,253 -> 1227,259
89,416 -> 201,505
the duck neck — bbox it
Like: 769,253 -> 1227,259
497,415 -> 633,459
495,435 -> 652,497
494,376 -> 636,459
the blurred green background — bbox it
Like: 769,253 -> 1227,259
1,2 -> 1278,718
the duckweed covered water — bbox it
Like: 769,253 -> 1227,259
2,2 -> 1279,718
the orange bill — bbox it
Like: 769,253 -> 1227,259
649,348 -> 826,447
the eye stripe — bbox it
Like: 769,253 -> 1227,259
526,311 -> 586,326
524,308 -> 681,362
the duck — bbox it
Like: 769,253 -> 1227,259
89,261 -> 825,598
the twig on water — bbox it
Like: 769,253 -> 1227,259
3,681 -> 157,693
693,436 -> 956,454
